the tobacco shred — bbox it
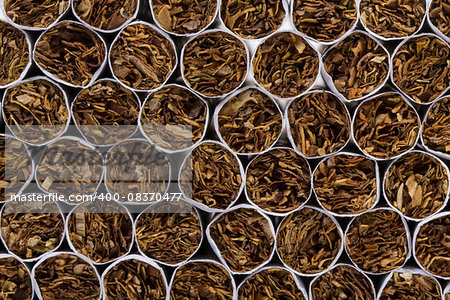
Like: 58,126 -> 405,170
209,207 -> 274,273
0,20 -> 29,86
314,154 -> 377,215
360,0 -> 426,38
323,32 -> 389,100
292,0 -> 357,42
152,0 -> 217,34
218,88 -> 282,153
4,0 -> 68,28
277,207 -> 341,274
179,142 -> 242,210
353,93 -> 420,159
253,32 -> 319,98
170,261 -> 234,299
288,91 -> 350,157
422,96 -> 450,155
221,0 -> 285,39
34,253 -> 100,300
415,214 -> 450,277
72,79 -> 140,145
310,265 -> 375,300
141,85 -> 208,151
182,31 -> 247,97
429,0 -> 450,37
379,272 -> 442,300
393,35 -> 450,103
246,148 -> 311,213
110,23 -> 176,91
0,257 -> 32,300
345,209 -> 409,273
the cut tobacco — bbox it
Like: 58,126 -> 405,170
392,34 -> 450,103
209,207 -> 274,273
34,21 -> 105,87
179,142 -> 242,211
0,257 -> 32,300
360,0 -> 426,38
429,0 -> 450,38
287,91 -> 350,157
34,253 -> 100,300
103,258 -> 166,300
292,0 -> 357,42
277,207 -> 342,274
379,272 -> 442,300
323,32 -> 389,100
353,93 -> 420,159
72,79 -> 140,145
4,0 -> 68,28
246,148 -> 311,214
152,0 -> 217,34
141,85 -> 208,151
422,96 -> 450,155
221,0 -> 285,39
217,88 -> 282,154
110,22 -> 176,91
345,209 -> 409,273
314,154 -> 378,215
253,32 -> 319,98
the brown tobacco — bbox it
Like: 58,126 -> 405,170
209,207 -> 274,273
314,154 -> 377,215
292,0 -> 357,42
152,0 -> 217,34
345,209 -> 409,273
246,148 -> 311,214
422,96 -> 450,155
323,32 -> 389,100
0,257 -> 32,300
221,0 -> 285,39
253,32 -> 319,98
110,23 -> 176,91
429,0 -> 450,38
34,21 -> 105,87
4,0 -> 68,28
353,93 -> 420,159
288,91 -> 350,157
277,207 -> 342,274
141,85 -> 208,151
379,272 -> 442,300
393,35 -> 450,103
217,88 -> 282,154
182,31 -> 247,97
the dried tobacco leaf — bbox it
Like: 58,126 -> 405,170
34,253 -> 100,300
360,0 -> 426,38
170,261 -> 234,299
103,258 -> 166,300
1,200 -> 64,260
4,0 -> 68,28
152,0 -> 217,34
73,0 -> 138,31
141,85 -> 207,151
253,32 -> 319,99
0,257 -> 32,300
135,201 -> 202,265
310,265 -> 375,300
429,0 -> 450,38
0,20 -> 29,86
392,35 -> 450,103
106,140 -> 170,202
314,154 -> 377,215
221,0 -> 285,39
353,93 -> 420,159
246,148 -> 311,214
3,78 -> 69,145
209,207 -> 274,273
179,142 -> 242,210
292,0 -> 357,42
385,151 -> 448,219
345,209 -> 409,273
422,96 -> 450,155
110,22 -> 176,91
72,79 -> 140,145
323,32 -> 389,100
415,214 -> 450,277
287,91 -> 350,157
218,88 -> 282,154
277,207 -> 341,274
379,272 -> 442,300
